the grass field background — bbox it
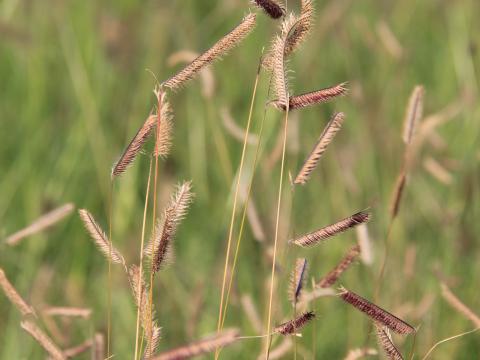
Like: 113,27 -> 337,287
1,0 -> 479,358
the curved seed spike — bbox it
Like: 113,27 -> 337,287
294,112 -> 345,185
290,210 -> 370,247
274,311 -> 315,335
375,325 -> 404,360
162,14 -> 256,91
317,245 -> 360,288
338,287 -> 415,334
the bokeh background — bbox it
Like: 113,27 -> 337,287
1,0 -> 479,358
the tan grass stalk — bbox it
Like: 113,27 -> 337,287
154,329 -> 239,360
317,245 -> 360,288
221,107 -> 259,145
94,333 -> 105,360
356,223 -> 373,266
145,181 -> 193,273
389,172 -> 407,219
0,268 -> 36,317
421,327 -> 480,360
5,203 -> 74,246
402,85 -> 424,145
441,283 -> 480,327
271,83 -> 348,110
258,338 -> 293,360
162,13 -> 256,91
290,210 -> 371,247
247,200 -> 266,242
42,306 -> 91,319
128,265 -> 161,358
376,21 -> 403,60
298,287 -> 336,308
294,112 -> 345,185
423,157 -> 453,185
78,209 -> 126,269
21,320 -> 66,360
375,325 -> 404,360
343,347 -> 378,360
274,311 -> 315,335
289,258 -> 308,305
63,338 -> 93,358
252,0 -> 285,19
338,287 -> 415,334
241,294 -> 263,334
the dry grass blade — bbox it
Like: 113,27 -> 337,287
128,265 -> 161,358
441,283 -> 480,327
162,13 -> 256,91
317,245 -> 360,288
389,172 -> 407,219
290,210 -> 371,247
111,114 -> 156,177
0,268 -> 36,317
338,287 -> 415,334
251,0 -> 285,19
343,347 -> 378,360
21,320 -> 66,360
375,325 -> 404,360
145,181 -> 193,273
274,311 -> 315,335
5,203 -> 74,246
270,83 -> 348,110
294,112 -> 345,185
78,209 -> 126,268
402,85 -> 424,145
289,258 -> 308,304
153,328 -> 239,360
42,306 -> 91,319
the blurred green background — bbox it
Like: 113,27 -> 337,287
1,0 -> 479,358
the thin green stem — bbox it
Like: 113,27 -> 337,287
134,158 -> 153,360
215,62 -> 261,359
264,104 -> 290,360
